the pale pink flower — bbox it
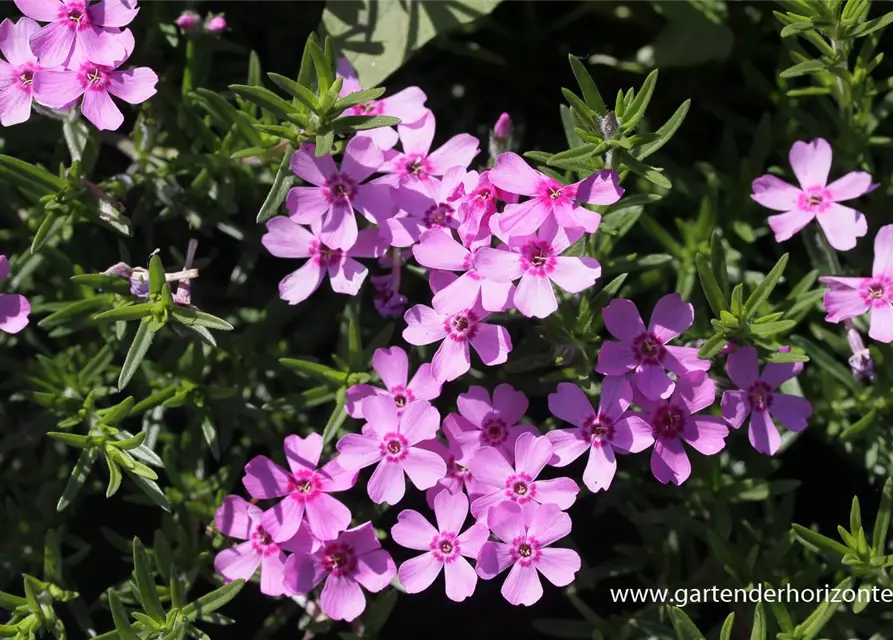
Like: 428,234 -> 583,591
32,30 -> 157,131
751,138 -> 872,251
391,491 -> 489,602
475,218 -> 600,318
0,18 -> 44,126
261,219 -> 385,305
636,370 -> 728,486
476,501 -> 581,606
0,255 -> 30,334
447,384 -> 537,463
336,57 -> 428,151
721,346 -> 811,455
284,522 -> 396,622
547,377 -> 653,493
402,297 -> 512,383
286,137 -> 392,250
820,224 -> 893,343
378,110 -> 479,186
205,14 -> 226,34
213,495 -> 317,596
14,0 -> 138,68
468,432 -> 579,519
345,346 -> 441,419
412,228 -> 514,315
451,169 -> 518,246
336,398 -> 446,505
596,293 -> 709,401
242,434 -> 356,543
489,152 -> 623,238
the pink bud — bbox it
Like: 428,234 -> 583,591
206,15 -> 227,34
175,11 -> 199,30
493,112 -> 512,140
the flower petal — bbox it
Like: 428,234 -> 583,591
610,414 -> 654,453
820,278 -> 870,323
769,393 -> 812,432
398,552 -> 442,593
29,21 -> 75,69
402,447 -> 447,491
469,322 -> 512,366
513,433 -> 552,478
826,171 -> 873,202
789,138 -> 832,189
434,490 -> 469,534
768,209 -> 815,243
648,293 -> 693,343
278,261 -> 324,305
443,556 -> 477,602
526,503 -> 572,546
636,364 -> 674,401
496,198 -> 551,238
391,509 -> 438,550
501,562 -> 542,606
748,409 -> 781,455
870,302 -> 893,343
290,143 -> 337,187
320,575 -> 366,622
535,548 -> 580,588
720,390 -> 750,429
432,335 -> 471,382
514,273 -> 557,318
489,152 -> 541,197
427,134 -> 480,175
750,175 -> 801,211
0,87 -> 32,127
81,88 -> 123,131
549,256 -> 600,294
473,247 -> 524,282
262,217 -> 315,258
533,477 -> 579,509
413,229 -> 469,270
107,67 -> 157,104
372,346 -> 409,391
399,109 -> 435,156
873,224 -> 893,279
305,493 -> 353,541
572,169 -> 623,205
469,446 -> 514,489
335,433 -> 382,470
581,444 -> 616,493
672,370 -> 716,414
651,437 -> 691,485
595,340 -> 638,376
726,345 -> 760,388
214,495 -> 253,539
214,542 -> 260,583
33,69 -> 83,109
367,459 -> 406,505
475,541 -> 514,580
816,203 -> 868,251
283,433 -> 323,473
341,135 -> 383,182
242,456 -> 292,499
402,304 -> 448,345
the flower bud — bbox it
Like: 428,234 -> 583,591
129,267 -> 149,298
175,11 -> 199,31
493,112 -> 512,141
206,14 -> 227,34
599,111 -> 618,140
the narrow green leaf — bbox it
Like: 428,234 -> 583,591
315,130 -> 335,156
846,11 -> 893,37
568,54 -> 607,115
99,397 -> 136,426
118,317 -> 155,391
57,447 -> 98,511
637,99 -> 690,160
182,580 -> 245,621
621,69 -> 658,131
280,358 -> 348,385
345,304 -> 364,373
695,254 -> 728,317
93,303 -> 155,323
792,523 -> 851,556
748,320 -> 796,337
0,154 -> 67,192
129,474 -> 171,512
709,231 -> 730,298
790,335 -> 860,393
743,254 -> 788,319
31,212 -> 69,254
668,606 -> 706,639
133,537 -> 165,621
228,84 -> 297,119
873,477 -> 893,554
48,432 -> 99,448
39,296 -> 112,328
308,40 -> 334,93
547,143 -> 601,166
321,387 -> 349,446
796,577 -> 853,639
256,144 -> 296,224
328,115 -> 401,132
332,87 -> 386,112
267,73 -> 320,112
698,333 -> 728,359
108,431 -> 146,451
193,88 -> 263,147
719,613 -> 734,640
103,448 -> 122,498
148,255 -> 165,299
170,306 -> 234,331
108,590 -> 139,640
780,59 -> 826,78
750,602 -> 766,640
201,416 -> 220,460
780,21 -> 814,36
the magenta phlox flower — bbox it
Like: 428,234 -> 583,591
475,217 -> 600,318
489,152 -> 623,238
720,346 -> 811,455
476,501 -> 581,606
468,432 -> 579,519
412,228 -> 514,314
391,491 -> 489,602
636,370 -> 728,486
336,397 -> 446,505
447,384 -> 537,463
378,110 -> 479,185
213,495 -> 317,596
451,169 -> 518,245
751,138 -> 872,251
820,224 -> 893,342
0,18 -> 46,126
15,0 -> 138,68
345,346 -> 441,419
262,219 -> 386,305
420,417 -> 489,507
285,136 -> 393,250
241,433 -> 356,543
596,293 -> 709,401
283,522 -> 396,622
384,166 -> 464,247
547,377 -> 653,493
0,255 -> 30,334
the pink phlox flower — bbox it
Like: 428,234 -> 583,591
0,255 -> 30,334
547,377 -> 653,493
635,370 -> 728,486
751,138 -> 872,251
596,293 -> 709,401
285,136 -> 392,250
283,522 -> 396,622
412,227 -> 514,315
820,224 -> 893,343
262,219 -> 386,305
242,433 -> 357,543
345,345 -> 441,419
420,417 -> 488,507
452,169 -> 519,246
384,167 -> 464,247
0,18 -> 45,126
720,346 -> 811,455
32,29 -> 157,131
391,490 -> 489,602
448,384 -> 538,464
402,290 -> 513,383
378,110 -> 480,186
488,152 -> 623,238
336,397 -> 446,505
475,501 -> 581,606
475,217 -> 600,318
336,57 -> 428,151
213,495 -> 317,596
468,432 -> 579,520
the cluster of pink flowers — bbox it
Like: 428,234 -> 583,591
0,1 -> 156,130
751,139 -> 891,344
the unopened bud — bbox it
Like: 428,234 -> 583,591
129,268 -> 149,298
599,111 -> 618,140
493,112 -> 512,141
175,11 -> 199,31
846,324 -> 875,383
206,14 -> 227,34
103,262 -> 133,279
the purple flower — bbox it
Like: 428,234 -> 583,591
720,346 -> 811,455
33,30 -> 157,131
412,228 -> 514,315
15,0 -> 138,68
637,371 -> 728,486
261,219 -> 386,305
596,293 -> 710,401
286,137 -> 392,250
489,152 -> 622,238
820,224 -> 893,343
476,501 -> 581,607
336,398 -> 446,505
468,432 -> 579,519
205,14 -> 226,34
242,433 -> 356,543
0,255 -> 30,334
284,522 -> 396,622
391,491 -> 489,602
345,345 -> 442,419
751,138 -> 872,251
448,384 -> 537,463
547,377 -> 653,493
213,495 -> 316,596
0,18 -> 45,126
475,217 -> 601,318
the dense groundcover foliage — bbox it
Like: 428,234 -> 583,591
5,0 -> 893,638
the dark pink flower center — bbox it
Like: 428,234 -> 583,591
61,1 -> 91,29
13,63 -> 39,93
520,240 -> 555,276
309,240 -> 343,267
381,432 -> 409,462
323,173 -> 357,204
350,101 -> 383,116
504,472 -> 536,504
444,310 -> 479,342
322,542 -> 357,577
78,63 -> 110,91
747,381 -> 773,412
797,187 -> 831,213
581,414 -> 614,447
390,385 -> 414,409
400,154 -> 432,180
250,525 -> 279,556
423,203 -> 455,229
652,404 -> 685,440
430,532 -> 460,562
481,416 -> 508,446
632,332 -> 666,365
860,277 -> 892,307
510,535 -> 542,567
287,470 -> 322,502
